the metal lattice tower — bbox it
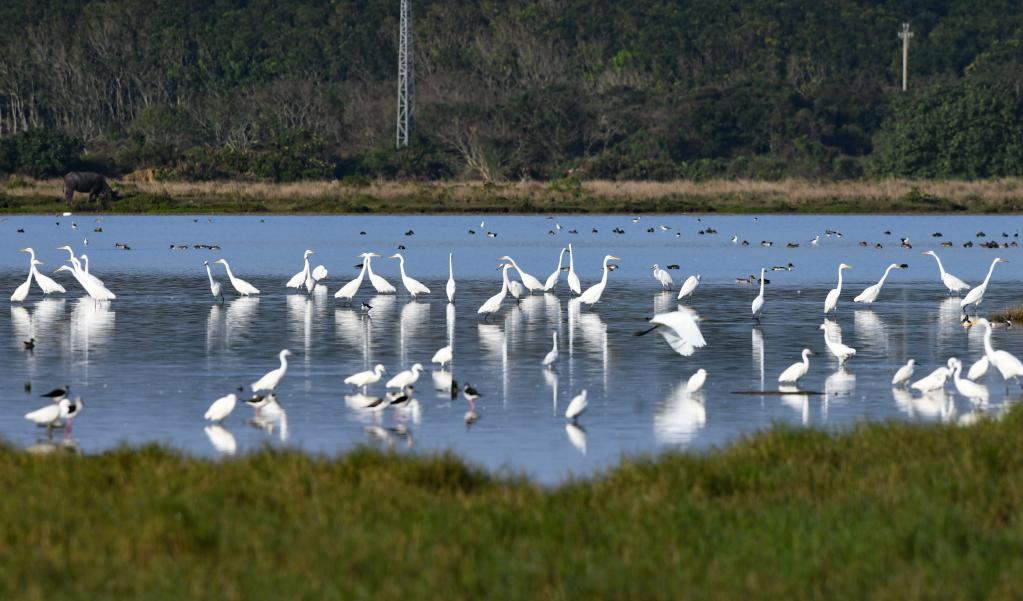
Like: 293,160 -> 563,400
898,22 -> 913,92
396,0 -> 414,148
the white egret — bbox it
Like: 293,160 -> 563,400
446,253 -> 456,303
477,264 -> 512,317
651,264 -> 674,290
677,274 -> 700,301
967,355 -> 989,381
78,254 -> 106,286
10,260 -> 36,302
214,259 -> 260,296
566,243 -> 582,295
823,263 -> 852,313
686,369 -> 707,393
57,256 -> 115,301
335,255 -> 369,302
854,263 -> 905,305
751,267 -> 766,322
57,247 -> 105,289
950,358 -> 989,404
287,250 -> 313,289
542,332 -> 558,369
251,349 -> 291,394
204,393 -> 238,422
779,349 -> 813,383
499,256 -> 544,293
345,364 -> 387,392
508,279 -> 525,301
892,359 -> 915,387
635,307 -> 706,357
390,253 -> 431,298
565,389 -> 588,422
820,323 -> 856,363
922,251 -> 970,295
543,248 -> 567,291
911,361 -> 952,393
960,257 -> 1008,315
386,363 -> 424,390
364,253 -> 396,294
979,318 -> 1023,386
431,345 -> 452,368
20,248 -> 65,294
578,255 -> 620,305
306,264 -> 328,294
203,261 -> 223,303
25,398 -> 71,428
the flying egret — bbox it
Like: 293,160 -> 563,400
542,332 -> 558,369
911,361 -> 952,393
287,250 -> 313,289
578,255 -> 620,305
390,253 -> 431,298
922,251 -> 969,295
566,243 -> 581,295
892,359 -> 915,387
499,256 -> 544,293
431,345 -> 452,368
651,264 -> 674,290
686,369 -> 707,394
345,364 -> 387,392
386,363 -> 424,390
204,393 -> 238,423
778,349 -> 813,383
565,389 -> 588,422
10,259 -> 36,302
635,307 -> 706,357
823,263 -> 852,313
214,259 -> 260,296
751,267 -> 766,322
335,254 -> 369,302
364,253 -> 396,294
543,248 -> 567,291
677,274 -> 700,301
478,264 -> 512,318
25,398 -> 71,429
854,263 -> 905,305
203,261 -> 223,303
967,356 -> 989,381
978,318 -> 1023,387
960,257 -> 1008,315
446,253 -> 456,303
20,248 -> 65,294
950,358 -> 989,405
820,323 -> 856,363
251,349 -> 291,394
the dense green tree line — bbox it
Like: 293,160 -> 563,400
0,0 -> 1021,181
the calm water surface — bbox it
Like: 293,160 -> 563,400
2,214 -> 1022,483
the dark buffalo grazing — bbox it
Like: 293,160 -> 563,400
63,172 -> 117,205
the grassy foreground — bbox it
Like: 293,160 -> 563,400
4,410 -> 1023,600
4,177 -> 1023,214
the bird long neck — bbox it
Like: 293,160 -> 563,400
981,260 -> 999,287
568,245 -> 575,270
878,265 -> 896,287
279,352 -> 289,371
81,256 -> 90,274
836,267 -> 844,292
26,249 -> 36,264
356,261 -> 368,280
556,248 -> 566,269
758,270 -> 765,295
397,255 -> 407,278
600,259 -> 611,285
222,262 -> 236,281
448,253 -> 453,277
501,266 -> 510,292
205,264 -> 215,284
303,256 -> 310,277
983,324 -> 995,357
931,254 -> 947,277
803,351 -> 810,367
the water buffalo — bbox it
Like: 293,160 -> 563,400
63,172 -> 117,205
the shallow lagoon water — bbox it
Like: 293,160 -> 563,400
1,214 -> 1022,483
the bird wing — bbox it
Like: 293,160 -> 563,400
286,270 -> 306,288
650,308 -> 706,356
311,265 -> 328,281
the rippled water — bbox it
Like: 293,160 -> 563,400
1,214 -> 1021,482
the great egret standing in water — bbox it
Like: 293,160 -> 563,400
578,255 -> 620,305
335,254 -> 369,302
922,251 -> 969,295
820,322 -> 856,363
251,349 -> 291,393
967,355 -> 989,381
823,263 -> 852,313
978,318 -> 1023,387
891,359 -> 915,387
778,349 -> 813,384
203,261 -> 223,303
686,369 -> 707,393
345,364 -> 387,392
950,358 -> 989,404
25,398 -> 71,429
565,389 -> 588,421
911,360 -> 953,393
651,264 -> 673,290
751,267 -> 766,322
10,259 -> 38,302
677,274 -> 700,301
960,257 -> 1008,315
214,259 -> 260,296
287,250 -> 313,289
542,332 -> 558,369
544,248 -> 567,291
478,264 -> 512,318
566,244 -> 582,295
364,253 -> 396,294
390,253 -> 431,298
446,253 -> 456,303
854,263 -> 905,305
431,345 -> 452,368
499,256 -> 543,293
20,248 -> 65,294
386,363 -> 424,390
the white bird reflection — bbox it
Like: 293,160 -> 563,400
576,308 -> 609,388
69,296 -> 115,357
824,367 -> 856,404
10,298 -> 65,346
399,301 -> 430,365
286,294 -> 315,358
894,387 -> 954,421
752,327 -> 765,389
204,425 -> 237,455
853,310 -> 889,355
249,398 -> 288,441
654,382 -> 706,445
565,423 -> 587,455
779,385 -> 810,425
937,297 -> 964,346
478,323 -> 508,402
25,436 -> 81,455
206,304 -> 224,353
225,296 -> 259,342
653,291 -> 675,315
544,368 -> 558,414
518,294 -> 544,320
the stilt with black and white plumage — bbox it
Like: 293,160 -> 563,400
25,398 -> 71,430
41,385 -> 70,403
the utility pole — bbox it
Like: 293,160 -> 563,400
396,0 -> 414,148
898,22 -> 913,92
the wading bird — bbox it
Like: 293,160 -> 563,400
686,369 -> 707,394
566,244 -> 582,295
25,398 -> 71,430
950,358 -> 989,405
854,263 -> 905,305
345,364 -> 387,393
892,359 -> 915,387
751,267 -> 766,322
565,389 -> 588,422
578,255 -> 620,305
334,254 -> 369,302
651,264 -> 673,290
499,256 -> 544,293
978,318 -> 1023,388
204,393 -> 238,423
446,253 -> 456,303
960,257 -> 1008,315
543,248 -> 567,292
478,264 -> 512,318
364,253 -> 396,294
911,360 -> 953,393
542,332 -> 559,369
820,322 -> 856,363
823,263 -> 852,314
214,259 -> 260,296
431,345 -> 452,368
778,349 -> 813,384
922,251 -> 969,295
20,248 -> 65,294
390,253 -> 431,298
251,349 -> 291,394
677,274 -> 700,301
203,261 -> 223,303
386,363 -> 424,390
287,250 -> 314,289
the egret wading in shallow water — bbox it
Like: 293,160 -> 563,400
431,345 -> 452,368
345,364 -> 386,393
565,389 -> 588,422
446,253 -> 456,303
390,253 -> 431,298
751,267 -> 766,323
778,349 -> 813,384
251,349 -> 291,394
686,369 -> 707,393
978,318 -> 1023,388
499,256 -> 544,293
59,246 -> 105,289
950,358 -> 989,404
335,254 -> 370,302
386,363 -> 424,390
922,250 -> 969,295
967,355 -> 989,381
820,322 -> 856,363
287,250 -> 314,289
651,264 -> 673,290
25,398 -> 72,430
55,253 -> 115,301
960,257 -> 1008,315
203,261 -> 223,303
204,393 -> 238,423
892,359 -> 915,387
677,274 -> 700,301
214,259 -> 259,296
364,253 -> 396,294
854,263 -> 905,305
10,259 -> 38,302
542,332 -> 559,369
566,243 -> 582,295
911,359 -> 954,393
508,278 -> 525,301
635,307 -> 706,357
478,264 -> 512,318
578,255 -> 620,305
544,247 -> 567,291
824,263 -> 852,314
20,248 -> 65,294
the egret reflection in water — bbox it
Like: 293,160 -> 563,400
654,381 -> 707,445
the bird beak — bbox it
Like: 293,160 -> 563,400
36,260 -> 44,266
611,256 -> 621,261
